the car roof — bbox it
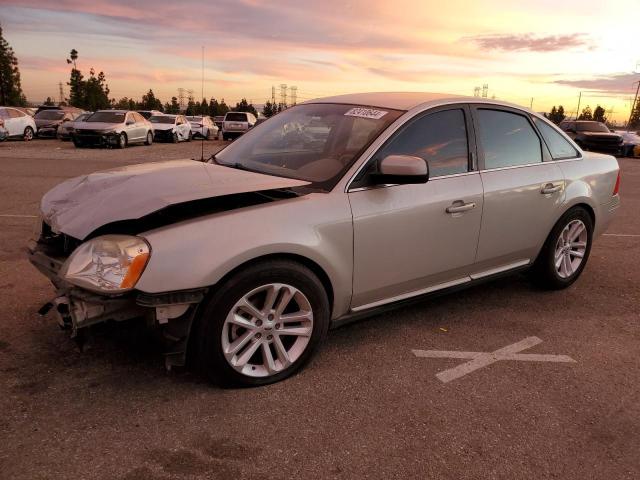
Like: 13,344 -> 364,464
302,91 -> 530,112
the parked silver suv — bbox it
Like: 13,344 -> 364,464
72,110 -> 154,148
222,111 -> 256,140
29,93 -> 620,387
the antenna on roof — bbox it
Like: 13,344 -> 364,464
201,46 -> 205,162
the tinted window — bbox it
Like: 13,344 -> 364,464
35,110 -> 64,120
226,112 -> 247,122
477,109 -> 542,169
87,112 -> 126,123
150,116 -> 175,124
534,118 -> 579,160
576,121 -> 609,133
9,108 -> 25,118
372,109 -> 469,178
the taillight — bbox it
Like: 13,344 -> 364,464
613,170 -> 621,196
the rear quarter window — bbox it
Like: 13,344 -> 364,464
533,118 -> 579,160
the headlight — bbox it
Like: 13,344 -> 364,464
60,235 -> 151,293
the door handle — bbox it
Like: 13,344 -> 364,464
446,201 -> 476,214
541,183 -> 562,194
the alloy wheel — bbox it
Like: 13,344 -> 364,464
554,219 -> 587,279
221,283 -> 314,378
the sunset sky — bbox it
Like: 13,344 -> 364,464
1,0 -> 638,122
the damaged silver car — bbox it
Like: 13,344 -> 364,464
29,93 -> 621,387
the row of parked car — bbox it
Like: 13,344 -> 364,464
0,105 -> 259,148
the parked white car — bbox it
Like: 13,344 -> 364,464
0,106 -> 37,141
72,110 -> 154,148
150,114 -> 192,142
186,115 -> 219,140
222,111 -> 256,140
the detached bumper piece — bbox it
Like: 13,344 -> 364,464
154,130 -> 175,142
28,238 -> 208,370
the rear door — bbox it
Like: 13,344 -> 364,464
348,105 -> 484,309
471,105 -> 565,274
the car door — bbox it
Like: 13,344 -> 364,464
6,108 -> 22,136
134,113 -> 147,141
348,105 -> 484,309
471,105 -> 565,274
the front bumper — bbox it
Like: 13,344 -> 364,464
154,129 -> 175,141
74,131 -> 121,147
37,127 -> 59,138
28,237 -> 207,368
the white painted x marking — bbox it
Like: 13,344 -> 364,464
412,336 -> 576,383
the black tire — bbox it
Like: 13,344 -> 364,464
117,133 -> 127,149
530,207 -> 593,290
172,131 -> 179,143
187,131 -> 193,142
72,137 -> 83,148
144,131 -> 153,145
23,126 -> 34,141
222,133 -> 228,141
195,260 -> 330,387
205,129 -> 211,140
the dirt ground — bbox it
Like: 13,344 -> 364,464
0,139 -> 639,479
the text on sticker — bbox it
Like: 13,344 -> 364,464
344,108 -> 388,120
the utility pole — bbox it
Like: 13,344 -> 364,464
473,86 -> 480,97
575,92 -> 582,120
482,84 -> 488,98
280,84 -> 288,107
271,85 -> 276,104
530,97 -> 534,109
626,81 -> 640,130
178,88 -> 185,111
58,82 -> 64,105
290,86 -> 297,106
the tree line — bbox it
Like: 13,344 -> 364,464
545,104 -> 611,125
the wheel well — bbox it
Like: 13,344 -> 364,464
570,203 -> 595,227
214,253 -> 335,312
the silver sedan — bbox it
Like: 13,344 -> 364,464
29,93 -> 620,387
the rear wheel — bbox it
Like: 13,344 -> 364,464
530,207 -> 593,289
23,126 -> 34,141
195,260 -> 330,387
144,131 -> 153,145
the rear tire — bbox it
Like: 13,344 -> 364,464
530,207 -> 593,290
195,260 -> 330,387
23,126 -> 34,141
144,131 -> 153,145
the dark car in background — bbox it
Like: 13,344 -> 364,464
34,107 -> 85,138
559,120 -> 623,155
57,112 -> 92,140
616,131 -> 640,158
213,115 -> 225,131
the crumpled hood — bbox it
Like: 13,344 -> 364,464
152,123 -> 175,131
41,160 -> 309,239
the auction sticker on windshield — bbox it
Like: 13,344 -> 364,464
344,107 -> 388,119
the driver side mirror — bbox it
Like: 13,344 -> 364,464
370,155 -> 429,185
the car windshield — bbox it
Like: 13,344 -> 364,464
75,113 -> 91,122
576,122 -> 610,133
35,110 -> 65,120
214,103 -> 404,190
225,113 -> 247,122
150,116 -> 175,124
138,111 -> 154,119
87,112 -> 126,123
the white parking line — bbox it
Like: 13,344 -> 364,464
0,214 -> 38,218
412,336 -> 576,383
603,233 -> 640,237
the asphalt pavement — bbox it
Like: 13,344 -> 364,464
0,139 -> 638,479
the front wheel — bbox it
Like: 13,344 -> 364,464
187,131 -> 192,142
116,133 -> 127,149
144,131 -> 153,145
195,260 -> 330,387
23,126 -> 34,141
172,132 -> 179,143
530,207 -> 593,289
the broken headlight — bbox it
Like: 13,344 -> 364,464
60,235 -> 151,293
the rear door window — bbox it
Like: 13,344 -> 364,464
476,109 -> 542,169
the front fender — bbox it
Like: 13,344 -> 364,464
136,192 -> 354,318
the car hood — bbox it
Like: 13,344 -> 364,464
152,124 -> 175,131
581,132 -> 621,139
74,121 -> 123,131
41,159 -> 310,240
